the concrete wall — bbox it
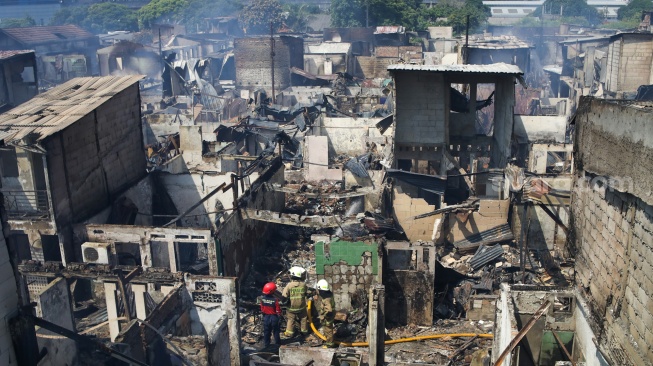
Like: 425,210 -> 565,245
35,277 -> 76,366
234,36 -> 304,95
45,83 -> 146,227
315,240 -> 380,311
0,224 -> 18,366
159,172 -> 252,229
215,159 -> 285,278
315,116 -> 391,157
184,275 -> 240,366
392,182 -> 439,242
393,71 -> 447,146
575,98 -> 653,206
571,97 -> 653,365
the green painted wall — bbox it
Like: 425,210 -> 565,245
315,240 -> 378,275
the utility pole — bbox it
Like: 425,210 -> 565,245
270,21 -> 276,104
158,28 -> 163,71
366,0 -> 369,28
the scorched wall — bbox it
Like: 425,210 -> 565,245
571,97 -> 653,365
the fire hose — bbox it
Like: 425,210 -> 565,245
306,300 -> 493,347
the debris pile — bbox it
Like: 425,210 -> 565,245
385,320 -> 493,365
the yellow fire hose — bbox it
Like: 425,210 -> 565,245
306,300 -> 493,347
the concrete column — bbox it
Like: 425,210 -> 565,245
368,284 -> 385,366
104,282 -> 120,341
132,284 -> 147,320
168,240 -> 177,272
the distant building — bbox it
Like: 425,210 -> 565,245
605,33 -> 653,98
0,50 -> 37,112
234,36 -> 304,95
0,25 -> 100,82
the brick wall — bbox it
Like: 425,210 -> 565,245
353,56 -> 395,79
45,83 -> 146,225
393,71 -> 446,146
315,240 -> 380,311
571,97 -> 653,365
234,36 -> 304,94
606,34 -> 653,94
0,224 -> 18,365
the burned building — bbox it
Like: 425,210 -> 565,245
0,75 -> 146,264
569,97 -> 653,365
465,36 -> 532,73
605,32 -> 653,98
97,41 -> 160,79
0,25 -> 100,83
0,50 -> 38,112
234,36 -> 304,95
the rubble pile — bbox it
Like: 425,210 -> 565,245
434,239 -> 573,320
385,320 -> 493,365
284,182 -> 348,216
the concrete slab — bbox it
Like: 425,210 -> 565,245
279,345 -> 336,365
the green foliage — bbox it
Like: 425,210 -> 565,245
602,17 -> 642,29
137,0 -> 240,31
283,4 -> 319,32
617,0 -> 652,20
330,0 -> 365,27
533,0 -> 601,25
416,0 -> 489,34
182,0 -> 241,32
51,4 -> 138,33
329,0 -> 487,32
367,0 -> 423,29
86,3 -> 138,32
50,6 -> 89,28
138,0 -> 189,29
238,0 -> 283,34
0,16 -> 36,28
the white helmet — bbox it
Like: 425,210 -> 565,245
289,266 -> 306,278
317,279 -> 330,291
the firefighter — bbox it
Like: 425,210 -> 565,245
281,266 -> 309,338
316,279 -> 336,348
259,282 -> 281,347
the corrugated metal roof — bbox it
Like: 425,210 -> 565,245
0,75 -> 143,142
454,223 -> 514,254
388,62 -> 523,74
558,36 -> 611,44
0,50 -> 34,60
1,25 -> 95,45
468,36 -> 530,49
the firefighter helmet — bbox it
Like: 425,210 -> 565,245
262,282 -> 277,295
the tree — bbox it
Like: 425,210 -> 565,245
50,6 -> 88,28
416,0 -> 489,34
238,0 -> 283,34
182,0 -> 241,32
0,16 -> 36,28
138,0 -> 190,29
618,0 -> 652,20
86,3 -> 138,32
51,5 -> 138,33
283,4 -> 319,32
330,0 -> 365,27
533,0 -> 600,25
